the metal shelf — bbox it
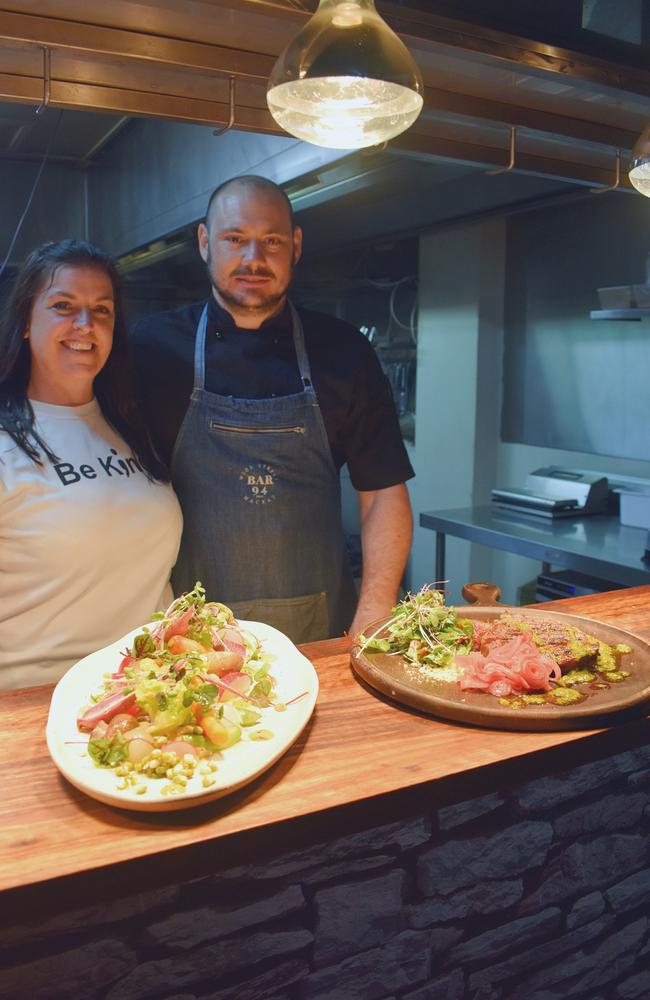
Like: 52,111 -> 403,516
590,309 -> 650,320
420,506 -> 650,589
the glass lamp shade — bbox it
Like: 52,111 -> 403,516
629,123 -> 650,196
267,0 -> 424,149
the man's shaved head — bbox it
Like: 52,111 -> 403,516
197,173 -> 302,328
205,175 -> 295,231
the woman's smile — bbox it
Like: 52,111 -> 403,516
25,265 -> 115,405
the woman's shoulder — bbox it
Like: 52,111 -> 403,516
0,424 -> 20,458
0,427 -> 27,494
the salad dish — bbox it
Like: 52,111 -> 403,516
351,587 -> 650,731
46,584 -> 319,811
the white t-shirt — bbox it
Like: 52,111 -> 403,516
0,399 -> 183,689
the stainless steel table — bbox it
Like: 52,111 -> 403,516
420,505 -> 650,588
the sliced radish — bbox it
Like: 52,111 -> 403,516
105,713 -> 139,739
210,627 -> 225,651
161,740 -> 199,758
89,720 -> 109,740
163,606 -> 194,641
126,738 -> 155,764
218,671 -> 251,702
218,627 -> 247,657
78,690 -> 136,732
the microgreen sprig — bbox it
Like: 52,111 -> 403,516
358,585 -> 472,668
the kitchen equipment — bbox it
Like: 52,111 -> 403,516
597,252 -> 650,309
383,359 -> 414,416
535,568 -> 623,601
597,285 -> 650,309
491,467 -> 609,518
615,481 -> 650,531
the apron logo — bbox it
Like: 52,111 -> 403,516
240,463 -> 277,505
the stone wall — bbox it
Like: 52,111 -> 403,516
3,744 -> 650,1000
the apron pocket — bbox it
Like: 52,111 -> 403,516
209,422 -> 305,435
229,592 -> 329,645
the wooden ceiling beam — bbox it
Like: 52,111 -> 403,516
0,4 -> 644,187
0,10 -> 274,81
421,87 -> 638,153
0,73 -> 277,132
391,130 -> 635,191
215,0 -> 650,100
0,37 -> 639,156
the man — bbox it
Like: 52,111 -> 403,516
131,175 -> 413,642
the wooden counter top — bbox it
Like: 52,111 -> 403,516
3,587 -> 650,896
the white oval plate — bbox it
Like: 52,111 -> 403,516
46,619 -> 319,812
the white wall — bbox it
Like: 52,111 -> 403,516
502,192 -> 650,461
409,217 -> 505,605
408,195 -> 650,606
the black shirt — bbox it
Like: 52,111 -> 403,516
130,297 -> 414,492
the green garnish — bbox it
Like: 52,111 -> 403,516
88,733 -> 128,767
359,585 -> 473,669
132,631 -> 155,659
548,687 -> 585,705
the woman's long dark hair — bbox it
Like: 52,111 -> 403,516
0,240 -> 168,480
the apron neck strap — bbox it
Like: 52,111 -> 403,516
193,304 -> 209,390
287,301 -> 313,388
193,300 -> 313,390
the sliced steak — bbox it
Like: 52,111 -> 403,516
473,614 -> 599,673
472,619 -> 521,651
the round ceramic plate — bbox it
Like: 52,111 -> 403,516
46,619 -> 318,811
351,606 -> 650,731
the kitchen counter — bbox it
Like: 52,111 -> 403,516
3,586 -> 650,897
3,587 -> 650,1000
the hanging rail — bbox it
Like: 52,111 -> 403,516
486,125 -> 516,176
590,147 -> 622,194
35,45 -> 51,115
213,76 -> 236,136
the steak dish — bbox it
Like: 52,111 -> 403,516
472,614 -> 600,674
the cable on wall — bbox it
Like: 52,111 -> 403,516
0,109 -> 63,282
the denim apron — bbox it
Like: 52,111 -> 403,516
170,301 -> 357,643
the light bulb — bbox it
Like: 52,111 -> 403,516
267,0 -> 423,149
629,123 -> 650,197
332,2 -> 363,27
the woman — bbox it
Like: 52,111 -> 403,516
0,240 -> 183,689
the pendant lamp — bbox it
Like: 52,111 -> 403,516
267,0 -> 424,149
629,123 -> 650,196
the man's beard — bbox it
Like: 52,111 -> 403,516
206,247 -> 293,314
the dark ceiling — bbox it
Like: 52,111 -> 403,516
394,0 -> 650,62
2,0 -> 650,174
0,0 -> 648,279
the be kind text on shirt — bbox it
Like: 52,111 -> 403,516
54,448 -> 143,485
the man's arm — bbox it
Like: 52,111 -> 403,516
348,483 -> 413,638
